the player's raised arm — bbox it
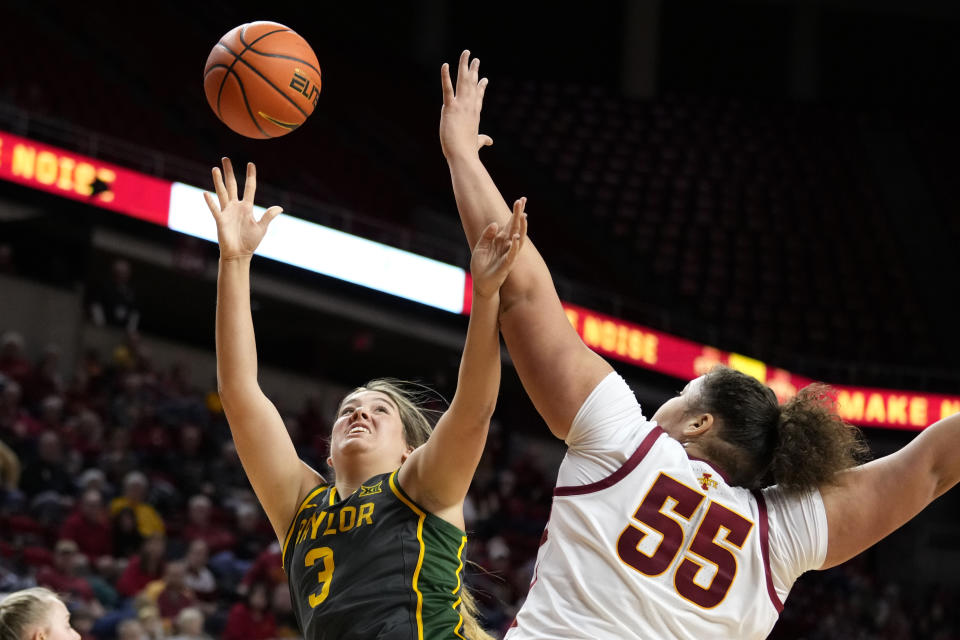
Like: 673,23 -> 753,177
818,410 -> 960,569
206,158 -> 320,541
439,51 -> 613,440
400,202 -> 526,524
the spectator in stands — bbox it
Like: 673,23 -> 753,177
181,540 -> 216,609
169,424 -> 210,499
0,586 -> 81,640
0,331 -> 32,386
99,428 -> 139,488
237,541 -> 283,597
19,430 -> 72,497
208,502 -> 268,587
155,560 -> 197,624
170,606 -> 212,640
88,258 -> 140,332
117,535 -> 166,599
115,617 -> 150,640
24,344 -> 64,408
60,488 -> 113,562
66,410 -> 106,467
181,494 -> 234,555
205,440 -> 247,500
220,581 -> 276,640
0,437 -> 21,498
0,380 -> 42,445
111,506 -> 144,559
110,471 -> 165,538
35,539 -> 103,618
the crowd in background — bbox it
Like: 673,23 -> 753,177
1,328 -> 957,639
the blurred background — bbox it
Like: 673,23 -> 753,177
0,0 -> 958,638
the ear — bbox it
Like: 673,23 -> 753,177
326,455 -> 334,470
400,445 -> 415,464
682,413 -> 715,440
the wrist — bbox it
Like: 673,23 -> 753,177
444,148 -> 482,167
219,253 -> 254,263
471,285 -> 500,302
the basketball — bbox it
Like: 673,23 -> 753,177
203,21 -> 321,139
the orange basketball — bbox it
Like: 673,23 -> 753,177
203,21 -> 321,139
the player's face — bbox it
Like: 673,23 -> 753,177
651,376 -> 705,442
330,390 -> 409,468
39,599 -> 82,640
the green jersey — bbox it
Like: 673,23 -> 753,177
282,469 -> 470,639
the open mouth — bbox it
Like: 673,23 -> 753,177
346,423 -> 371,437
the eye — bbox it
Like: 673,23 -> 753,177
339,407 -> 354,416
375,405 -> 389,413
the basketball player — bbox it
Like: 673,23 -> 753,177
204,157 -> 526,639
0,587 -> 81,640
439,50 -> 960,639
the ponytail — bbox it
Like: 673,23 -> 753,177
459,588 -> 496,640
769,384 -> 869,493
694,367 -> 868,492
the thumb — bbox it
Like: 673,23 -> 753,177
260,206 -> 283,228
478,134 -> 494,148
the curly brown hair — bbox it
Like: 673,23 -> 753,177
690,366 -> 869,492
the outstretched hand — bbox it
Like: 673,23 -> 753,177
470,197 -> 528,298
203,157 -> 283,260
440,50 -> 493,161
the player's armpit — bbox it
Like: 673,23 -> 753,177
818,450 -> 937,570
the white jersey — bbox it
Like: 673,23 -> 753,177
506,373 -> 828,640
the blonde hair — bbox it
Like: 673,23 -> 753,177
338,379 -> 494,640
0,587 -> 59,640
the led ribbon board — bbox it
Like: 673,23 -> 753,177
0,128 -> 956,430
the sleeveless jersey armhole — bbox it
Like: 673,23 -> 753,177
389,470 -> 467,537
281,483 -> 329,569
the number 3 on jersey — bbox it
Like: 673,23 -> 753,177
617,473 -> 753,608
305,546 -> 335,607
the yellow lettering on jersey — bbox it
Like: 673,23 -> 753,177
339,506 -> 356,531
358,502 -> 374,527
295,517 -> 309,545
323,512 -> 338,535
310,513 -> 325,540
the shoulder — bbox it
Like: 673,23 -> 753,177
566,371 -> 651,449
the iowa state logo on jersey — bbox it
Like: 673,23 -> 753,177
698,472 -> 719,491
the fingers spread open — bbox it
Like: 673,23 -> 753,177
203,191 -> 220,218
242,162 -> 257,203
441,63 -> 455,104
456,50 -> 471,96
212,167 -> 228,209
260,205 -> 283,229
222,157 -> 238,201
